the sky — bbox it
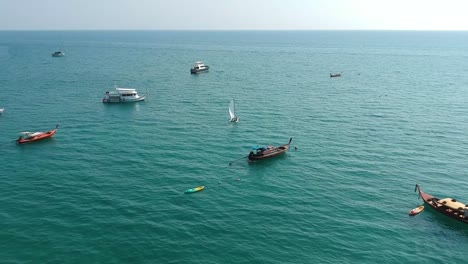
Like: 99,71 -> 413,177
1,0 -> 467,30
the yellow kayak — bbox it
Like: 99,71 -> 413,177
184,186 -> 205,194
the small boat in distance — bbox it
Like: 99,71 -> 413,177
103,87 -> 147,103
330,72 -> 342,78
17,125 -> 59,144
248,138 -> 292,161
52,51 -> 65,57
0,108 -> 4,115
229,98 -> 239,123
409,205 -> 424,216
330,73 -> 341,78
415,184 -> 468,224
190,61 -> 209,74
185,186 -> 205,194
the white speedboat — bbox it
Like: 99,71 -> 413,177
52,51 -> 65,57
0,108 -> 4,114
102,88 -> 147,103
190,61 -> 209,74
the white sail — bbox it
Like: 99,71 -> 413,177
229,99 -> 236,120
229,99 -> 239,122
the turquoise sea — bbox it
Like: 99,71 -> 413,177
1,31 -> 468,263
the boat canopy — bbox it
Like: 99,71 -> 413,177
116,88 -> 136,92
438,198 -> 468,210
193,62 -> 206,66
252,146 -> 268,151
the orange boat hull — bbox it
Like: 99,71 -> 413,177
17,126 -> 58,144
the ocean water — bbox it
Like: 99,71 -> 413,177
1,30 -> 468,263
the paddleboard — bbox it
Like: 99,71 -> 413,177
409,205 -> 424,216
184,186 -> 205,194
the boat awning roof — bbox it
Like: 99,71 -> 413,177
252,145 -> 268,151
438,198 -> 468,210
116,88 -> 136,92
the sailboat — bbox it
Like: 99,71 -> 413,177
229,99 -> 239,123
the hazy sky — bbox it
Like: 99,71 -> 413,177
1,0 -> 467,30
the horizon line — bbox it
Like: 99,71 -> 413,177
1,29 -> 468,32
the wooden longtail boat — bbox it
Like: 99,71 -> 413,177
415,184 -> 468,224
248,138 -> 292,161
16,125 -> 59,144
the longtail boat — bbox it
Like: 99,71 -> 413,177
248,138 -> 292,161
16,125 -> 59,144
415,184 -> 468,224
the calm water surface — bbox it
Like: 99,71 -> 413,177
1,31 -> 468,263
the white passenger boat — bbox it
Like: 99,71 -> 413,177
102,88 -> 147,103
52,51 -> 65,57
190,61 -> 210,74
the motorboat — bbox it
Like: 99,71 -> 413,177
52,51 -> 65,57
330,72 -> 342,78
190,61 -> 209,74
0,108 -> 4,114
102,87 -> 147,103
17,125 -> 59,144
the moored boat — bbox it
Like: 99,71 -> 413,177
190,61 -> 209,74
52,51 -> 65,57
409,205 -> 424,216
248,138 -> 292,161
185,186 -> 205,194
229,98 -> 239,123
330,72 -> 342,78
17,125 -> 59,144
102,87 -> 147,103
415,184 -> 468,223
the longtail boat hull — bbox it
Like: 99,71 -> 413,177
415,184 -> 468,224
16,125 -> 59,144
248,138 -> 292,161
